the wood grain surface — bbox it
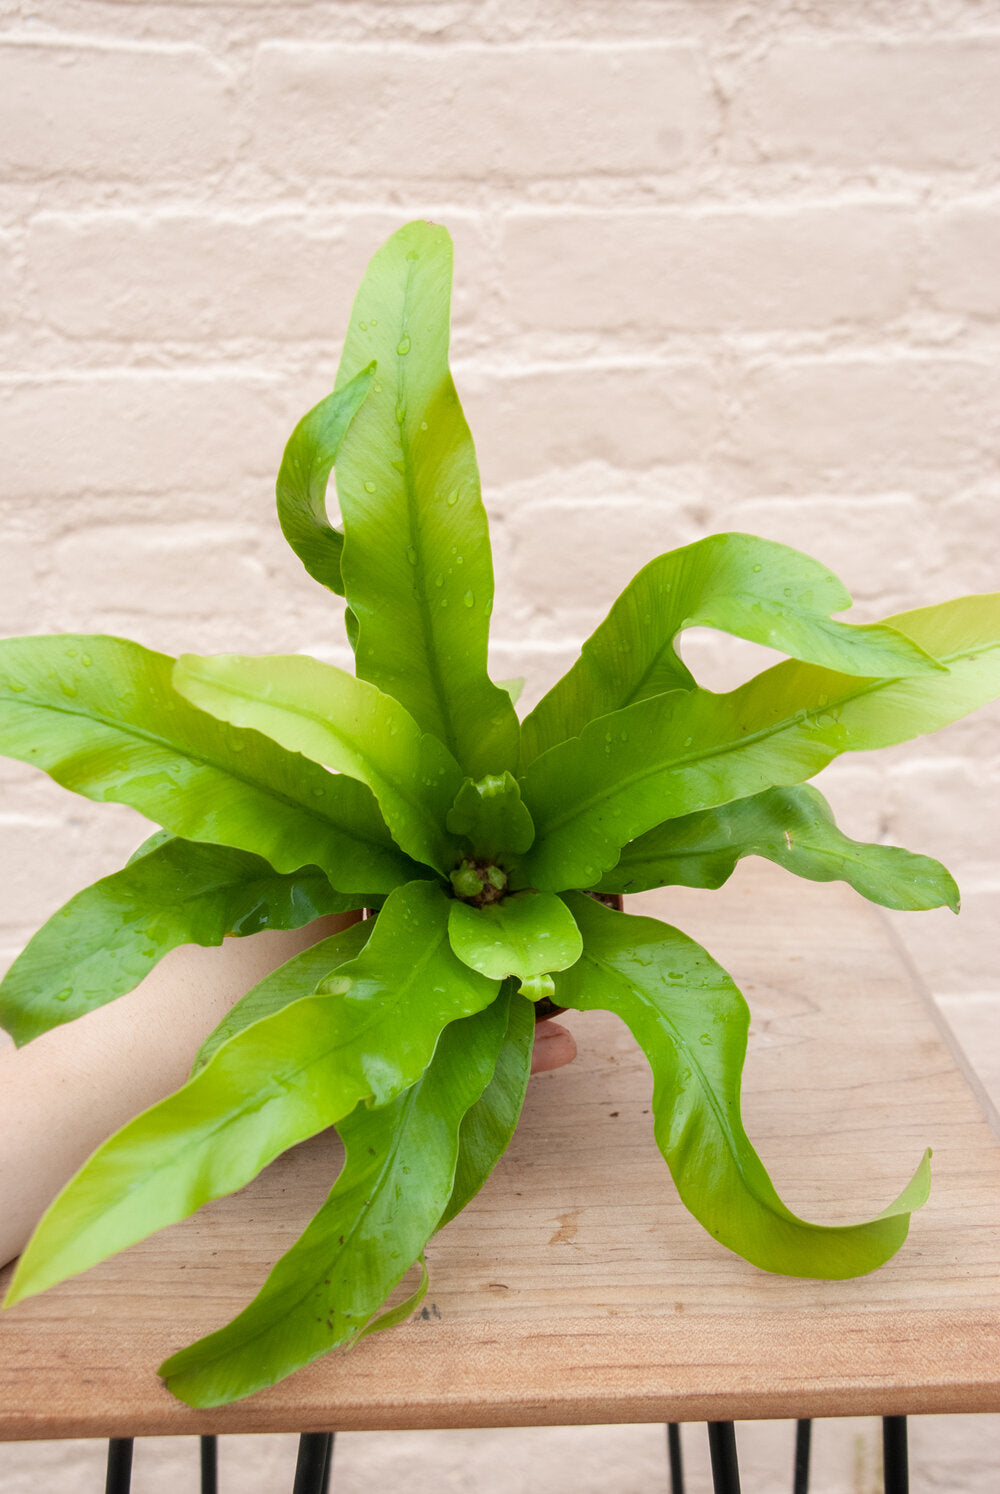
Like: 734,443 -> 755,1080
1,864 -> 997,1438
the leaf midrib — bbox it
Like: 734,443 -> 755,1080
178,662 -> 446,866
3,689 -> 398,858
581,947 -> 741,1159
167,1082 -> 428,1376
397,256 -> 461,765
536,640 -> 999,844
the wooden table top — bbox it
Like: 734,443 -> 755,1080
2,864 -> 998,1439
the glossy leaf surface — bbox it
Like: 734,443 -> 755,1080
519,593 -> 1000,889
275,363 -> 375,597
437,986 -> 535,1230
593,784 -> 960,912
173,651 -> 463,874
161,996 -> 510,1407
0,838 -> 362,1045
555,894 -> 930,1278
333,220 -> 519,778
0,635 -> 416,894
521,533 -> 942,764
5,881 -> 497,1305
192,918 -> 372,1074
445,771 -> 535,859
126,829 -> 175,864
448,891 -> 582,990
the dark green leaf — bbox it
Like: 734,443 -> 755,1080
593,784 -> 960,912
521,533 -> 943,765
0,837 -> 366,1046
555,894 -> 930,1279
5,881 -> 498,1306
518,593 -> 1000,890
159,994 -> 511,1408
445,771 -> 535,859
174,651 -> 463,875
333,220 -> 519,778
437,984 -> 535,1230
275,363 -> 375,597
0,635 -> 419,894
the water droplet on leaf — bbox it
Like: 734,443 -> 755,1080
396,334 -> 411,356
323,975 -> 354,996
364,480 -> 376,493
406,546 -> 418,565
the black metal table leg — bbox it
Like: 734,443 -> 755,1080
292,1432 -> 335,1494
793,1418 -> 812,1494
666,1423 -> 685,1494
321,1432 -> 335,1494
882,1416 -> 908,1494
200,1435 -> 218,1494
707,1421 -> 741,1494
105,1438 -> 134,1494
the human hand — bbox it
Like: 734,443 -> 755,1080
530,1018 -> 577,1074
0,920 -> 578,1270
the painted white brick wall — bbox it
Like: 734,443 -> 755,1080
1,0 -> 998,1486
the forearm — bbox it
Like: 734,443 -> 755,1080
0,915 -> 357,1269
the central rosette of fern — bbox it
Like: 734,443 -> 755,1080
449,858 -> 509,907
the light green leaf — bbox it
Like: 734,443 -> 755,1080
275,363 -> 375,598
333,220 -> 519,778
192,918 -> 373,1075
126,828 -> 175,864
448,891 -> 582,994
555,894 -> 930,1278
498,677 -> 525,705
0,635 -> 417,894
159,995 -> 511,1408
5,881 -> 498,1306
0,838 -> 366,1046
437,985 -> 535,1230
593,784 -> 960,912
518,593 -> 1000,890
173,651 -> 464,874
521,533 -> 943,765
445,771 -> 535,859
